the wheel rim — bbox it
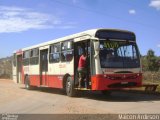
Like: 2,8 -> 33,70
66,78 -> 71,94
26,83 -> 29,89
25,77 -> 29,89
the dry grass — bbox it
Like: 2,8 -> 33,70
143,71 -> 160,92
0,58 -> 12,79
143,71 -> 160,82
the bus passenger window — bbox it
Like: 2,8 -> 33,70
61,41 -> 73,62
30,48 -> 39,65
61,51 -> 73,62
23,50 -> 30,66
49,43 -> 60,63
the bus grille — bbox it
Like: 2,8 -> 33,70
105,75 -> 138,80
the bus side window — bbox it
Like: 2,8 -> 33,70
49,43 -> 60,63
23,50 -> 30,66
30,48 -> 39,65
61,41 -> 73,62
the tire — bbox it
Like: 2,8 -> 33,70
25,76 -> 31,90
66,76 -> 76,97
101,90 -> 111,96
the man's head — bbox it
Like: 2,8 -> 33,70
82,49 -> 87,56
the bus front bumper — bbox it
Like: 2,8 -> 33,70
91,73 -> 142,90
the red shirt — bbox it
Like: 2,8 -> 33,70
78,55 -> 86,68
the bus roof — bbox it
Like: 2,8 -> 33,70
16,28 -> 135,52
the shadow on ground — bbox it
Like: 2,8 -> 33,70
20,86 -> 160,102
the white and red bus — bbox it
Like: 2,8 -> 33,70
12,28 -> 142,96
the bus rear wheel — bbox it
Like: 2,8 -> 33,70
66,76 -> 76,97
25,76 -> 31,90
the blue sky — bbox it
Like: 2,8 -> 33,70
0,0 -> 160,58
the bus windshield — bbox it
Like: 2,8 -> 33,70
99,40 -> 140,68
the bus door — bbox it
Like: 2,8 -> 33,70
16,55 -> 22,83
40,49 -> 48,86
74,40 -> 91,89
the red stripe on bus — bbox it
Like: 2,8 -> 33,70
29,75 -> 64,88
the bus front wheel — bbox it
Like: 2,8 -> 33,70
66,76 -> 76,97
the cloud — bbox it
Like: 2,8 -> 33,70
0,6 -> 75,33
149,0 -> 160,10
129,9 -> 136,15
157,44 -> 160,47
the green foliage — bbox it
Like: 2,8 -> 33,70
141,49 -> 160,72
141,56 -> 147,71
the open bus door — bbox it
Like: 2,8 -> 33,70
74,40 -> 91,89
40,49 -> 48,86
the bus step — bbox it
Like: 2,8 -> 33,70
75,88 -> 91,90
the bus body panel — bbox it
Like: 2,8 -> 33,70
47,75 -> 63,88
28,64 -> 40,85
28,74 -> 64,88
29,75 -> 40,86
48,63 -> 60,75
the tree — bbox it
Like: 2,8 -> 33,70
146,49 -> 159,71
141,56 -> 148,71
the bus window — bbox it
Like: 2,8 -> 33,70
99,41 -> 140,68
30,48 -> 39,65
23,50 -> 30,58
23,50 -> 30,66
31,48 -> 39,57
49,43 -> 60,63
61,41 -> 73,62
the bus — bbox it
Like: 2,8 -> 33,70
12,28 -> 142,97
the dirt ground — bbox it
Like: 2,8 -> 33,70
0,79 -> 160,115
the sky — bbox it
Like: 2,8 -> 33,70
0,0 -> 160,58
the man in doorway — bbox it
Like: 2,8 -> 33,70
78,49 -> 87,88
